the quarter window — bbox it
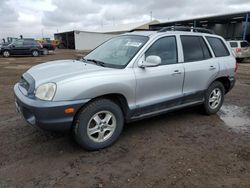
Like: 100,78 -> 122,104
206,37 -> 230,57
181,36 -> 211,62
145,36 -> 177,65
229,42 -> 238,48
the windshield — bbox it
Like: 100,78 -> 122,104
84,35 -> 149,68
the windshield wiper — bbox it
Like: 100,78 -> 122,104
83,58 -> 106,67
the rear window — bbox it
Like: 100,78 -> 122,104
181,35 -> 212,62
241,41 -> 249,48
229,42 -> 238,48
206,37 -> 230,57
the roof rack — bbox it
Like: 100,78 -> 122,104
158,26 -> 215,34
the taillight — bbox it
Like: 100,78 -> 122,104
236,48 -> 241,53
235,62 -> 238,72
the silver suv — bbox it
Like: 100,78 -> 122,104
14,28 -> 236,150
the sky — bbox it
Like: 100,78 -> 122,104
0,0 -> 249,40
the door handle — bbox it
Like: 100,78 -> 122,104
209,66 -> 216,70
172,70 -> 182,75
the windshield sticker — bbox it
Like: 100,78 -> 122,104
125,42 -> 142,47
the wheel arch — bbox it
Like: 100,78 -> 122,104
2,49 -> 10,56
73,93 -> 131,127
212,76 -> 231,93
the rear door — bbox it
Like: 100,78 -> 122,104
180,35 -> 219,103
134,36 -> 184,112
23,40 -> 35,55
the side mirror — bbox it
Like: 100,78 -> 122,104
138,55 -> 161,68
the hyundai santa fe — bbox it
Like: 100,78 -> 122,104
14,27 -> 236,150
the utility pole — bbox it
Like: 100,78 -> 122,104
150,11 -> 153,21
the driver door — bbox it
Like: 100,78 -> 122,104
11,40 -> 25,55
134,36 -> 184,113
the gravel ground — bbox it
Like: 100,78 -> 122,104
0,50 -> 250,188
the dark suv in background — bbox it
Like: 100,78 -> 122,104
1,39 -> 43,57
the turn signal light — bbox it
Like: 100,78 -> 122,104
65,108 -> 75,114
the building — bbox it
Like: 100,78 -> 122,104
94,20 -> 159,34
54,30 -> 115,50
54,20 -> 159,50
150,11 -> 250,41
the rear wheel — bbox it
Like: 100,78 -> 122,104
236,58 -> 244,63
73,99 -> 124,150
32,50 -> 39,57
43,48 -> 48,55
3,50 -> 10,57
203,81 -> 225,115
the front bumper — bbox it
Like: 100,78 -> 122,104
14,84 -> 90,131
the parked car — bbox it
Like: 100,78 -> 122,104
42,42 -> 56,55
36,39 -> 57,55
1,39 -> 43,57
227,40 -> 250,62
14,28 -> 236,150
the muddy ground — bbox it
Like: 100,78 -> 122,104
0,50 -> 250,188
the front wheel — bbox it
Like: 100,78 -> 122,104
203,81 -> 225,115
73,99 -> 124,150
3,50 -> 10,57
32,50 -> 39,57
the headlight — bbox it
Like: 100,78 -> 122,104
35,83 -> 56,101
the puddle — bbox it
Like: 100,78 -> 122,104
218,104 -> 250,132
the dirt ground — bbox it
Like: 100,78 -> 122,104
0,50 -> 250,188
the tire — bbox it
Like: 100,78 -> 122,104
32,50 -> 39,57
43,48 -> 48,55
2,50 -> 10,57
73,99 -> 124,150
236,58 -> 244,63
203,81 -> 225,115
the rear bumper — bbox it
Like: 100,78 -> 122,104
235,53 -> 250,58
14,84 -> 90,131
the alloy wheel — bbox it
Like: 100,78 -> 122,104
87,111 -> 116,143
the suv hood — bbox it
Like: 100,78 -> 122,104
27,59 -> 107,86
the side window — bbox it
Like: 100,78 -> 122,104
145,36 -> 177,65
181,35 -> 211,62
199,37 -> 212,59
24,41 -> 32,46
230,42 -> 238,48
206,36 -> 230,57
14,40 -> 23,47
